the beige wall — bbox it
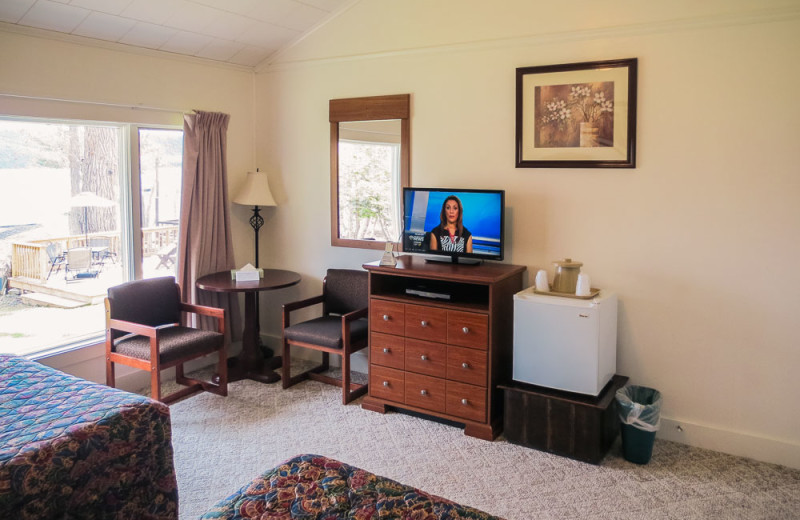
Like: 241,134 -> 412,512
256,1 -> 800,467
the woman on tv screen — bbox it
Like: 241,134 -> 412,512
429,195 -> 473,253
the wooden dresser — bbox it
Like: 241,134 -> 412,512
362,256 -> 525,440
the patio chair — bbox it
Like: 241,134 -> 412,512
156,244 -> 177,270
65,248 -> 101,281
46,243 -> 66,280
88,237 -> 116,265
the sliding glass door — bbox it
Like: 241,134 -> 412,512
138,128 -> 182,280
0,118 -> 182,357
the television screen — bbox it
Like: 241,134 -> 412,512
403,187 -> 505,262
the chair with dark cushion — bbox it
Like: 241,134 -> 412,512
282,269 -> 368,404
105,276 -> 228,403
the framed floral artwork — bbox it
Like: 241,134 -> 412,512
516,58 -> 637,168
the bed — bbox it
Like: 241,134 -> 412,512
0,354 -> 178,520
201,453 -> 503,520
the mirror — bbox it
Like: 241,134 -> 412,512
330,94 -> 410,250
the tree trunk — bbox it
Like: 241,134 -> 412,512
68,126 -> 118,241
68,127 -> 82,237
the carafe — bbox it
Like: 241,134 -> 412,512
552,258 -> 583,293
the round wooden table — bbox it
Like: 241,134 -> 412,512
196,269 -> 301,384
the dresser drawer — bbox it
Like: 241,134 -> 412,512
446,346 -> 488,387
447,310 -> 488,350
370,299 -> 405,336
404,372 -> 446,413
404,338 -> 446,378
405,304 -> 447,343
370,365 -> 404,402
446,381 -> 486,423
370,332 -> 405,370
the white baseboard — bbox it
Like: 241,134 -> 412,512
658,417 -> 800,470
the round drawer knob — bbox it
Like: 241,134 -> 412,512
382,315 -> 389,321
382,381 -> 389,387
382,348 -> 390,353
420,389 -> 428,396
461,398 -> 469,405
462,362 -> 470,369
420,320 -> 428,327
420,354 -> 428,361
462,327 -> 470,334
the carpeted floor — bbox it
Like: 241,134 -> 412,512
165,375 -> 800,520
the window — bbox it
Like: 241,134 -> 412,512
337,125 -> 402,242
138,128 -> 182,279
0,117 -> 182,357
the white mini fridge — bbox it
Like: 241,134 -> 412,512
512,287 -> 617,396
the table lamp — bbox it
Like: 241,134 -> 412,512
233,169 -> 276,268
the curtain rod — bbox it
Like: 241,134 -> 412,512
0,92 -> 191,115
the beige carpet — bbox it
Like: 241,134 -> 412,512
166,376 -> 800,520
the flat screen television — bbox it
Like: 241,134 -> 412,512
402,187 -> 505,263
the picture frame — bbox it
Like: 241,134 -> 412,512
516,58 -> 637,168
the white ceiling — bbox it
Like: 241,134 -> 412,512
0,0 -> 352,68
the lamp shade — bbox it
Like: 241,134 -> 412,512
233,170 -> 277,207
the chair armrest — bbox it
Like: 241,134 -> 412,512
181,302 -> 224,319
180,302 -> 225,335
108,318 -> 159,338
342,306 -> 368,323
282,294 -> 324,329
283,294 -> 324,313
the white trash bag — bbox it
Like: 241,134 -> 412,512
616,385 -> 662,432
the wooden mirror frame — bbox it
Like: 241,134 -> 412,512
330,94 -> 410,250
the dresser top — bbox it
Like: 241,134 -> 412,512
364,255 -> 525,284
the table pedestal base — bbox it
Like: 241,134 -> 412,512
226,355 -> 282,384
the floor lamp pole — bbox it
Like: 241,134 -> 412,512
248,206 -> 272,356
250,205 -> 263,268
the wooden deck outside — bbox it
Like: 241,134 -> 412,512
7,226 -> 178,307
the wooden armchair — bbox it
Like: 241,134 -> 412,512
105,276 -> 227,404
282,269 -> 368,404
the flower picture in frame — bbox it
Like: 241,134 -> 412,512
516,58 -> 637,168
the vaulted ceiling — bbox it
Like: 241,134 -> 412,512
0,0 -> 352,68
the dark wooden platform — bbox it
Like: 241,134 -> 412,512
499,375 -> 628,464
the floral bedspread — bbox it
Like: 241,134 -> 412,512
0,354 -> 178,520
201,453 -> 503,520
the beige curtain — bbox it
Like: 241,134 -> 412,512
179,110 -> 241,340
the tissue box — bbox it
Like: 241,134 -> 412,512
231,268 -> 263,281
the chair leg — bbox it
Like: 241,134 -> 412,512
282,339 -> 291,389
342,352 -> 351,405
150,368 -> 161,401
106,357 -> 115,388
216,350 -> 228,397
175,363 -> 186,384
